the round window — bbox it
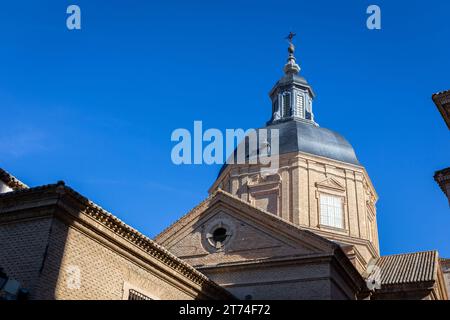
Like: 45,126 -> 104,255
206,222 -> 233,250
212,227 -> 228,243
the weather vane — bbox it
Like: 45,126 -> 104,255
286,32 -> 296,44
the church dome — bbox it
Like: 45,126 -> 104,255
217,34 -> 360,179
265,119 -> 360,166
217,120 -> 359,178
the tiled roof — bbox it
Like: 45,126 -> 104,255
370,251 -> 438,286
0,168 -> 28,190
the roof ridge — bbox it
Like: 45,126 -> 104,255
154,191 -> 216,243
373,250 -> 439,286
0,168 -> 29,190
380,250 -> 438,259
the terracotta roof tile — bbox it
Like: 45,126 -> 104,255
370,251 -> 438,285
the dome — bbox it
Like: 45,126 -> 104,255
217,119 -> 360,178
265,120 -> 360,165
217,38 -> 360,179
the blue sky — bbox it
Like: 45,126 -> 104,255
1,1 -> 449,257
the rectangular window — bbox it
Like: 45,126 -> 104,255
320,194 -> 344,229
295,94 -> 304,118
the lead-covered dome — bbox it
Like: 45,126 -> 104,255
217,37 -> 360,179
266,120 -> 359,165
217,119 -> 359,178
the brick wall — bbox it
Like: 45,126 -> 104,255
0,199 -> 227,300
0,217 -> 52,293
209,152 -> 380,271
201,261 -> 355,300
33,218 -> 193,300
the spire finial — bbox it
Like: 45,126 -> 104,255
286,32 -> 296,45
283,32 -> 300,75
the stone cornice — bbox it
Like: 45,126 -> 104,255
299,225 -> 380,260
198,249 -> 367,293
432,90 -> 450,130
434,167 -> 450,200
197,252 -> 336,270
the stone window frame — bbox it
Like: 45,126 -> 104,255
202,216 -> 237,253
315,178 -> 348,233
317,192 -> 346,231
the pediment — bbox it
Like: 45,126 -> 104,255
156,190 -> 337,267
315,177 -> 345,192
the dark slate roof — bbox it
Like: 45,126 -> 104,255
268,72 -> 316,98
265,120 -> 360,165
0,168 -> 28,190
370,251 -> 438,286
217,119 -> 360,178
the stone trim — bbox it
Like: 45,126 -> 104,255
199,249 -> 367,294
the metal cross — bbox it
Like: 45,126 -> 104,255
286,32 -> 296,43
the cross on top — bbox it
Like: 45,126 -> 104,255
286,32 -> 296,43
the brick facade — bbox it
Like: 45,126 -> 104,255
0,183 -> 232,300
210,152 -> 380,272
156,190 -> 366,300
